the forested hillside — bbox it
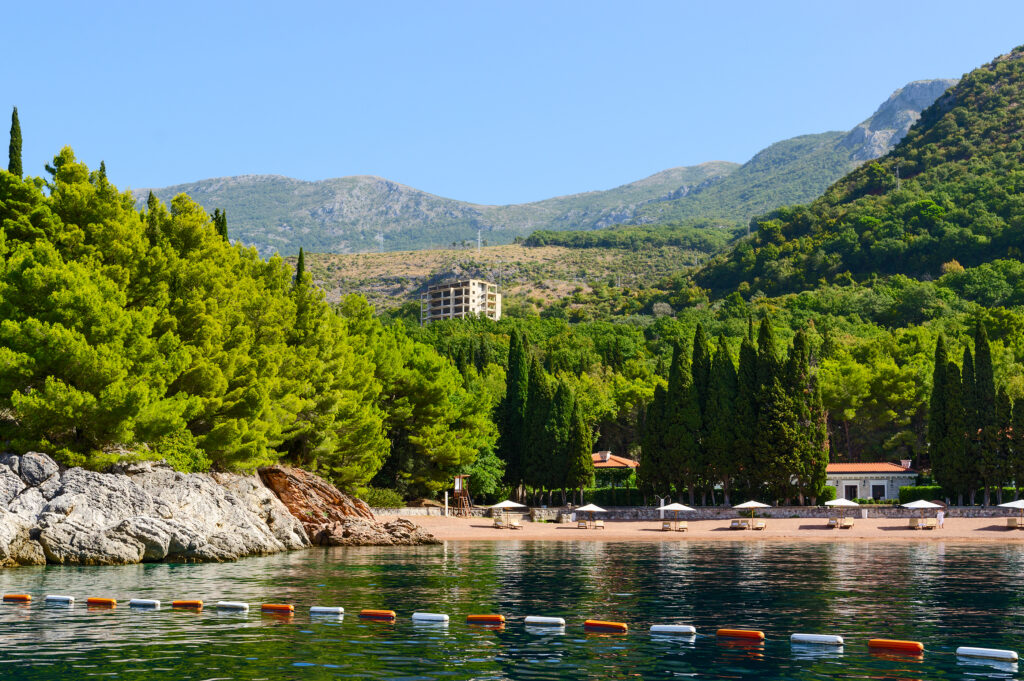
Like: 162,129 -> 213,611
698,49 -> 1024,296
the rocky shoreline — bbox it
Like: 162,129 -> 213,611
0,452 -> 436,568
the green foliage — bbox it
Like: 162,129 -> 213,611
818,486 -> 836,503
361,486 -> 405,508
898,486 -> 946,504
524,221 -> 738,252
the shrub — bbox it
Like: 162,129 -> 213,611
818,486 -> 836,504
362,487 -> 405,508
582,487 -> 644,507
898,486 -> 945,505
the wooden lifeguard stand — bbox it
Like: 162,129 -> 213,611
453,475 -> 472,517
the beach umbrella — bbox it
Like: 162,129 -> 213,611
576,503 -> 607,525
902,499 -> 942,523
998,499 -> 1024,523
661,502 -> 696,525
733,500 -> 770,522
825,498 -> 859,520
489,499 -> 526,523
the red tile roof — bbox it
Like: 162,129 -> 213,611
591,452 -> 639,469
826,463 -> 916,474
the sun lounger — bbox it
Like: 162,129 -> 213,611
1008,517 -> 1020,529
676,521 -> 688,532
577,520 -> 588,529
923,518 -> 937,530
661,521 -> 673,531
509,518 -> 522,530
839,517 -> 854,529
826,517 -> 838,528
752,520 -> 766,531
493,518 -> 505,529
729,519 -> 748,530
908,518 -> 922,529
594,520 -> 605,530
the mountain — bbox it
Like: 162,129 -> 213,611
136,79 -> 955,256
632,78 -> 959,226
695,48 -> 1024,296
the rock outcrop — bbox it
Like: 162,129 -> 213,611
0,453 -> 309,567
259,466 -> 439,546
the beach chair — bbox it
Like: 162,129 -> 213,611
577,520 -> 588,529
594,520 -> 605,530
752,520 -> 766,531
492,518 -> 505,529
1008,517 -> 1020,529
826,517 -> 838,529
509,518 -> 523,530
676,521 -> 688,532
923,518 -> 937,530
908,518 -> 922,530
839,517 -> 854,529
661,521 -> 673,531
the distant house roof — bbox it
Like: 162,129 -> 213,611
592,452 -> 639,469
826,463 -> 916,474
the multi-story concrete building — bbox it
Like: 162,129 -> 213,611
420,279 -> 502,325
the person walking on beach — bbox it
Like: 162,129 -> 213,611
936,509 -> 944,529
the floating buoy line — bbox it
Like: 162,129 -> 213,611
0,592 -> 1016,663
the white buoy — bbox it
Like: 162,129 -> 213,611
651,624 -> 697,635
44,595 -> 74,605
310,606 -> 344,615
956,646 -> 1018,662
524,616 -> 565,627
791,633 -> 844,646
216,601 -> 250,612
412,612 -> 449,623
128,599 -> 161,609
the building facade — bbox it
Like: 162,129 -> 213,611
825,461 -> 918,501
420,279 -> 502,325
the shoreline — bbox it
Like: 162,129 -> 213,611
410,515 -> 1024,543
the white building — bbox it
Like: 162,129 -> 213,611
420,279 -> 502,325
826,461 -> 917,501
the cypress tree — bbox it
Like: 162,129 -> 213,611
733,335 -> 759,496
543,380 -> 575,503
706,336 -> 737,505
212,208 -> 229,240
565,401 -> 595,505
757,375 -> 800,502
973,322 -> 998,505
498,330 -> 529,493
962,346 -> 979,503
691,323 -> 712,413
927,335 -> 949,472
523,356 -> 553,498
935,361 -> 967,505
295,247 -> 306,286
1012,397 -> 1024,500
8,106 -> 22,177
666,342 -> 701,504
756,319 -> 779,390
639,383 -> 670,496
995,387 -> 1012,504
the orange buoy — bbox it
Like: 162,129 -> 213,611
172,600 -> 203,610
467,614 -> 505,625
87,597 -> 117,608
717,628 -> 765,641
584,619 -> 628,633
261,603 -> 295,614
2,594 -> 31,603
359,609 -> 396,620
868,638 -> 924,654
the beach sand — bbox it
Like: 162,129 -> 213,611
410,514 -> 1024,543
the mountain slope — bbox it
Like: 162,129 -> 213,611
137,79 -> 955,256
137,162 -> 736,256
633,79 -> 958,225
695,49 -> 1024,296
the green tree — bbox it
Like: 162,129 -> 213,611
705,336 -> 737,504
544,379 -> 575,503
497,329 -> 529,492
8,106 -> 21,177
564,401 -> 594,504
927,335 -> 949,472
973,322 -> 999,505
523,355 -> 553,498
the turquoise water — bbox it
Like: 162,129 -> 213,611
0,541 -> 1021,679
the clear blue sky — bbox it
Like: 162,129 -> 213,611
6,1 -> 1023,205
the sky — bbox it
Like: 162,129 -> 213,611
5,1 -> 1024,205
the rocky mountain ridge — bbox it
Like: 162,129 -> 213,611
136,79 -> 957,255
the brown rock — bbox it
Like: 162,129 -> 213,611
258,466 -> 439,546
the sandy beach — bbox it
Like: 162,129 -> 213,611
411,514 -> 1024,543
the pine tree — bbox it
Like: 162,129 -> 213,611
8,106 -> 22,177
565,401 -> 594,504
705,336 -> 737,505
927,335 -> 949,472
498,330 -> 529,492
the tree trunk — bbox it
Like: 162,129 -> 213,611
844,420 -> 853,461
969,489 -> 977,506
983,485 -> 991,507
723,480 -> 731,507
996,484 -> 1003,505
688,487 -> 695,506
957,492 -> 964,506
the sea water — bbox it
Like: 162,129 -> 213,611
0,541 -> 1021,679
